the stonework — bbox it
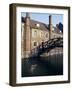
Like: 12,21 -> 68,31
21,13 -> 63,58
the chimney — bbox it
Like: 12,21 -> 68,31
56,24 -> 59,33
26,13 -> 30,18
49,15 -> 52,39
23,13 -> 31,58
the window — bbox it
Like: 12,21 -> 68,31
34,31 -> 37,37
34,42 -> 37,46
40,31 -> 43,38
32,29 -> 39,38
46,33 -> 48,38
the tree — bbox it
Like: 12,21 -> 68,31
58,22 -> 63,33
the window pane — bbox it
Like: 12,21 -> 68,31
34,42 -> 37,46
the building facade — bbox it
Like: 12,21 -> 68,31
21,13 -> 63,58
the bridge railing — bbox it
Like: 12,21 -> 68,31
30,37 -> 63,57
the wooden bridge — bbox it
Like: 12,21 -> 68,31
30,37 -> 63,57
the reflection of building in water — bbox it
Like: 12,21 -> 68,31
21,13 -> 63,58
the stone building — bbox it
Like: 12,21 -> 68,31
21,13 -> 63,58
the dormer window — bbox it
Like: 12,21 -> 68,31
36,24 -> 40,28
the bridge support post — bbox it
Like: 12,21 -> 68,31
49,15 -> 52,39
23,13 -> 31,58
49,15 -> 52,56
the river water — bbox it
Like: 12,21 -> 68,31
21,54 -> 63,77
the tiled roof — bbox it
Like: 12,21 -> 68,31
21,17 -> 63,34
21,17 -> 49,32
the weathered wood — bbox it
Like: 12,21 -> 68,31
30,37 -> 63,57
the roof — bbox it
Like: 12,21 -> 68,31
21,17 -> 49,32
21,17 -> 63,34
30,19 -> 49,32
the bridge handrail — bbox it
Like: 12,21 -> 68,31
30,37 -> 63,56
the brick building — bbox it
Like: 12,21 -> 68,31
21,13 -> 63,58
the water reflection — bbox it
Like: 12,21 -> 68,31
21,54 -> 63,77
30,64 -> 37,73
